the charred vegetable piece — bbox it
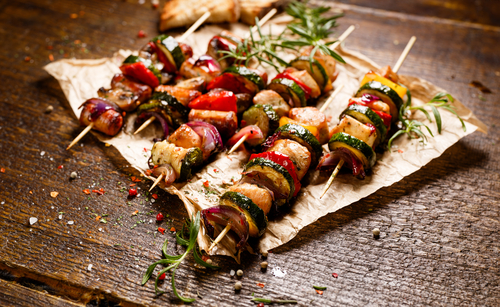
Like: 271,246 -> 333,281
268,78 -> 306,108
269,124 -> 323,168
180,56 -> 221,83
185,121 -> 224,160
98,73 -> 152,112
153,34 -> 185,70
151,140 -> 203,181
155,85 -> 201,107
176,77 -> 206,92
207,34 -> 240,69
207,66 -> 264,95
136,92 -> 189,135
79,98 -> 123,136
201,205 -> 249,250
241,104 -> 279,146
253,90 -> 290,118
188,89 -> 238,113
235,93 -> 252,114
356,81 -> 403,121
188,109 -> 238,139
328,132 -> 376,170
121,55 -> 161,88
220,191 -> 268,237
341,104 -> 387,146
290,56 -> 330,92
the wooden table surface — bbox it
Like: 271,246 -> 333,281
1,0 -> 499,306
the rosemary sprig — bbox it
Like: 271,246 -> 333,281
141,211 -> 219,303
252,297 -> 298,304
387,91 -> 466,149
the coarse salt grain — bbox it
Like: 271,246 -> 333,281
67,221 -> 74,225
87,264 -> 93,271
29,217 -> 38,225
40,151 -> 45,156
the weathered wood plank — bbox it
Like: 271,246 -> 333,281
0,0 -> 498,306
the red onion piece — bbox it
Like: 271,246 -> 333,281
136,112 -> 169,139
152,164 -> 176,186
79,98 -> 119,122
194,55 -> 221,73
261,131 -> 282,149
361,93 -> 381,103
226,125 -> 264,148
201,205 -> 249,250
317,148 -> 366,179
186,121 -> 223,155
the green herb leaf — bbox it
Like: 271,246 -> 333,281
313,285 -> 327,290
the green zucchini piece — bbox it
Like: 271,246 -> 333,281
242,104 -> 279,146
268,78 -> 306,108
289,56 -> 329,91
220,191 -> 268,237
341,104 -> 387,145
244,157 -> 295,206
356,81 -> 403,121
137,92 -> 189,128
328,132 -> 376,169
153,35 -> 185,70
178,147 -> 203,181
122,55 -> 161,82
224,66 -> 264,93
274,124 -> 323,168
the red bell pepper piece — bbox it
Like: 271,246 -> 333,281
249,151 -> 301,197
373,110 -> 392,129
120,62 -> 159,88
207,73 -> 253,95
188,90 -> 238,113
148,42 -> 176,73
273,71 -> 312,100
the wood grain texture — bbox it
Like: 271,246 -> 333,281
0,0 -> 499,306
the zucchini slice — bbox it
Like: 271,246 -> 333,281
328,132 -> 376,169
220,191 -> 268,237
153,35 -> 185,70
244,157 -> 295,206
224,66 -> 264,93
341,104 -> 387,146
137,92 -> 189,128
289,56 -> 330,91
179,147 -> 203,181
356,81 -> 403,121
242,104 -> 279,146
274,124 -> 323,168
268,78 -> 306,108
150,141 -> 203,181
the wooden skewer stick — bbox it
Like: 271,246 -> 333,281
245,8 -> 278,39
133,12 -> 212,135
393,36 -> 416,74
228,135 -> 248,154
330,25 -> 356,50
178,11 -> 211,43
149,173 -> 164,192
319,84 -> 344,113
320,36 -> 417,197
319,159 -> 344,199
66,122 -> 94,150
207,223 -> 232,252
134,116 -> 156,135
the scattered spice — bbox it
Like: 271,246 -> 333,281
131,176 -> 142,182
234,281 -> 242,291
170,227 -> 176,232
50,191 -> 59,198
95,215 -> 101,221
92,188 -> 104,195
58,165 -> 64,169
260,261 -> 268,269
152,193 -> 158,199
203,180 -> 209,188
129,188 -> 138,197
213,169 -> 219,173
257,303 -> 264,307
129,183 -> 136,187
397,149 -> 404,153
49,54 -> 54,61
156,212 -> 164,222
138,30 -> 147,38
261,250 -> 268,257
0,168 -> 5,173
132,210 -> 139,216
332,273 -> 338,278
157,227 -> 165,234
24,56 -> 31,62
236,269 -> 243,277
315,289 -> 323,295
83,189 -> 90,194
145,169 -> 153,176
372,228 -> 380,238
469,81 -> 492,93
256,283 -> 265,288
313,285 -> 327,290
45,105 -> 53,113
70,171 -> 77,179
70,13 -> 78,19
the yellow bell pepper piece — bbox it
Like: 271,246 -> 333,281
279,117 -> 320,141
360,71 -> 407,99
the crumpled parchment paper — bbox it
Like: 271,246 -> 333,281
45,22 -> 487,262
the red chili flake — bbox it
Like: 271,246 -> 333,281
0,168 -> 5,173
63,53 -> 68,58
138,30 -> 146,38
332,273 -> 338,278
47,45 -> 53,50
170,227 -> 176,232
327,115 -> 333,122
132,210 -> 139,216
49,54 -> 54,61
145,169 -> 153,176
257,303 -> 264,307
95,215 -> 101,221
83,189 -> 90,195
143,147 -> 148,152
152,2 -> 159,9
70,13 -> 78,19
129,188 -> 138,197
156,212 -> 164,222
203,180 -> 209,188
24,56 -> 31,62
226,155 -> 233,161
315,290 -> 323,295
74,40 -> 81,45
152,194 -> 158,200
57,165 -> 64,169
158,227 -> 165,234
129,183 -> 136,187
92,188 -> 104,195
122,111 -> 126,116
79,10 -> 85,16
131,176 -> 142,182
153,165 -> 159,169
256,283 -> 265,288
398,149 -> 404,153
213,169 -> 219,173
202,255 -> 209,262
158,272 -> 166,280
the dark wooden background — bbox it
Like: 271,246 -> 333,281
0,0 -> 499,306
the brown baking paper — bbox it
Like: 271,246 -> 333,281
44,22 -> 487,262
